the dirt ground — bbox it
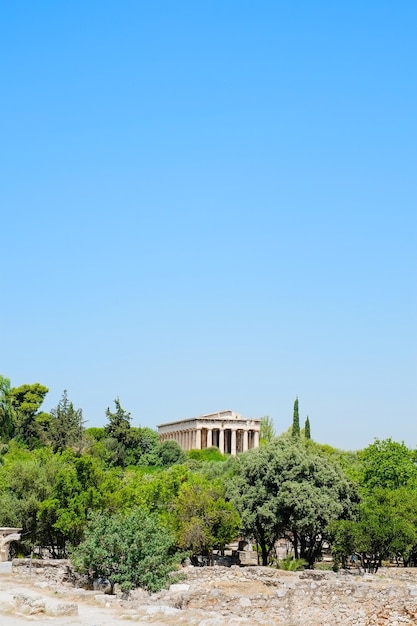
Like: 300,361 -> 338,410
0,563 -> 141,626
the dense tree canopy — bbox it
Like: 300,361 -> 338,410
228,438 -> 358,566
172,475 -> 240,561
330,438 -> 417,569
1,373 -> 417,589
358,438 -> 417,490
10,383 -> 50,448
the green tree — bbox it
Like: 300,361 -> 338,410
128,427 -> 160,466
330,438 -> 417,570
48,391 -> 84,453
304,416 -> 311,440
157,439 -> 186,466
37,453 -> 106,556
71,508 -> 181,592
10,383 -> 50,448
113,464 -> 190,514
103,398 -> 132,466
172,475 -> 240,563
105,398 -> 131,442
0,445 -> 59,552
259,416 -> 275,445
292,397 -> 300,438
0,375 -> 14,441
228,438 -> 357,566
330,487 -> 417,571
358,438 -> 417,490
103,401 -> 159,467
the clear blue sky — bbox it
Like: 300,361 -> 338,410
2,1 -> 416,451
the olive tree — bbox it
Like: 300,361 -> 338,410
227,438 -> 357,566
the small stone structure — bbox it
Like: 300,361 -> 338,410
0,527 -> 22,562
158,409 -> 261,455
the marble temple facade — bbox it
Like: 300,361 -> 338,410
158,410 -> 261,456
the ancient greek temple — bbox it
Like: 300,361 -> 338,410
158,410 -> 261,455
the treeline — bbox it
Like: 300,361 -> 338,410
1,376 -> 417,592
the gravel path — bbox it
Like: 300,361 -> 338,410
0,568 -> 132,625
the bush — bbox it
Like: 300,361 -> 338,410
187,447 -> 226,463
157,440 -> 186,466
278,556 -> 307,571
71,508 -> 182,592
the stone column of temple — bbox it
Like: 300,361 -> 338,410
185,430 -> 190,450
243,429 -> 249,452
231,429 -> 237,456
254,430 -> 260,449
219,429 -> 225,454
195,428 -> 202,450
207,428 -> 213,448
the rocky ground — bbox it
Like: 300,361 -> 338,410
1,561 -> 417,625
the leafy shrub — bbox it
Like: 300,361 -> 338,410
71,508 -> 182,592
157,440 -> 186,466
278,556 -> 307,571
187,447 -> 226,463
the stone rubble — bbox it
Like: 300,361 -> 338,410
7,559 -> 417,625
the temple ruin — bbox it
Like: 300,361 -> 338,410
0,527 -> 22,562
158,410 -> 261,455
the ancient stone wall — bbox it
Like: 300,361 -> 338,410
9,559 -> 417,624
11,559 -> 73,584
159,565 -> 417,625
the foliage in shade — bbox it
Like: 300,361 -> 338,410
71,508 -> 182,592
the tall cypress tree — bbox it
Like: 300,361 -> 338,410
304,416 -> 311,440
292,397 -> 300,438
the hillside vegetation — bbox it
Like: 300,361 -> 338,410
1,376 -> 416,591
